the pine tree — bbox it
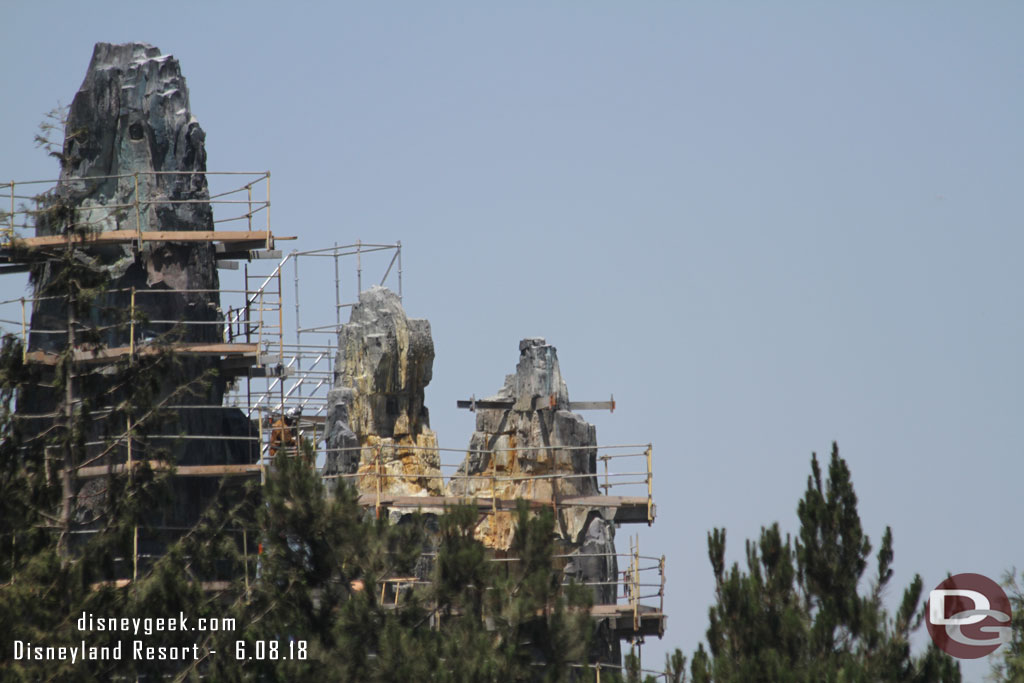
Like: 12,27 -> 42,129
238,448 -> 597,683
691,443 -> 961,683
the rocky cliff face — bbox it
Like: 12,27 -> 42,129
322,286 -> 442,498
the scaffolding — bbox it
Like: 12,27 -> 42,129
377,536 -> 666,639
221,241 -> 404,434
0,170 -> 667,650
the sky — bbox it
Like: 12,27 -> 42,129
2,2 -> 1022,680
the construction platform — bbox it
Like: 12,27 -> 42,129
25,342 -> 260,365
358,493 -> 655,525
592,604 -> 667,639
5,229 -> 287,250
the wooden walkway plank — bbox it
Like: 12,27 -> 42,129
5,230 -> 295,250
25,342 -> 259,365
74,461 -> 262,479
355,494 -> 654,523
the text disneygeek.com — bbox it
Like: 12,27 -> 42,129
10,611 -> 307,663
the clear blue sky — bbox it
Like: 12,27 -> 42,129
2,3 -> 1021,679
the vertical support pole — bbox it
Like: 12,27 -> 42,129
311,421 -> 317,467
626,536 -> 634,634
132,527 -> 139,584
246,364 -> 253,421
247,184 -> 253,231
646,444 -> 653,525
243,528 -> 250,594
258,290 -> 264,356
333,243 -> 340,327
277,266 -> 284,363
356,240 -> 362,294
602,453 -> 609,495
491,470 -> 497,518
58,269 -> 77,564
128,414 -> 138,582
397,241 -> 403,301
551,460 -> 559,519
8,181 -> 14,243
659,555 -> 665,616
20,298 -> 26,364
134,172 -> 142,244
375,444 -> 382,520
258,410 -> 266,486
244,262 -> 252,345
293,256 -> 301,403
129,288 -> 136,357
265,171 -> 271,250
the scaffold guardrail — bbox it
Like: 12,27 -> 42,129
1,171 -> 272,249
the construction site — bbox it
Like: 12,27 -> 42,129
1,42 -> 667,678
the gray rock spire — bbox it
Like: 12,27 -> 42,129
20,43 -> 253,555
322,286 -> 442,496
448,338 -> 620,661
30,42 -> 221,354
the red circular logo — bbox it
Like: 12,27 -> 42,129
925,573 -> 1012,659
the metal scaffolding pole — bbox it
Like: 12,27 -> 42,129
293,253 -> 302,405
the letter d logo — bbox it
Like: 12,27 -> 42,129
930,589 -> 990,626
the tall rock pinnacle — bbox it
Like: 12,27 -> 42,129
448,338 -> 621,660
30,42 -> 221,355
323,286 -> 442,497
20,43 -> 253,558
448,338 -> 603,547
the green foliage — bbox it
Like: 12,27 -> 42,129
238,455 -> 596,683
33,104 -> 85,170
990,569 -> 1024,682
691,443 -> 961,683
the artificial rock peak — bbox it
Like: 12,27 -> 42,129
448,339 -> 607,550
22,43 -> 252,541
31,41 -> 221,354
323,286 -> 442,497
446,337 -> 620,657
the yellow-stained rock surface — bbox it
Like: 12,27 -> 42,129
447,338 -> 603,551
323,287 -> 442,494
355,431 -> 443,497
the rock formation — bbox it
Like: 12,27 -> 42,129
448,338 -> 621,661
448,339 -> 617,596
29,42 -> 221,353
323,286 -> 442,499
19,43 -> 254,564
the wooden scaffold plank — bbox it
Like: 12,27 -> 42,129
25,342 -> 260,365
6,230 -> 294,250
